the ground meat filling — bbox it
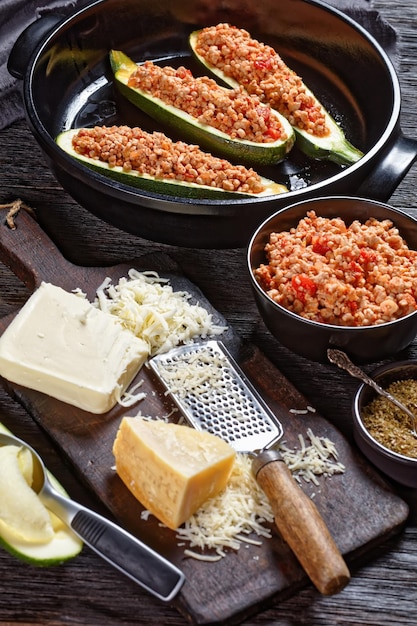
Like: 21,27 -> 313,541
127,62 -> 287,144
72,125 -> 266,194
254,210 -> 417,327
195,23 -> 328,137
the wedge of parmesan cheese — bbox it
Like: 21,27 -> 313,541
0,282 -> 149,413
113,417 -> 236,530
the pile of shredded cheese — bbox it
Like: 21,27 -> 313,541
176,453 -> 274,561
155,350 -> 227,399
138,420 -> 345,561
94,269 -> 227,356
278,428 -> 345,486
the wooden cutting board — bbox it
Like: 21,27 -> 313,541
0,209 -> 409,625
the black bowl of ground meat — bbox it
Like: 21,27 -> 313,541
247,196 -> 417,363
353,360 -> 417,487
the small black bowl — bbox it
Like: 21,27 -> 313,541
353,360 -> 417,488
247,196 -> 417,363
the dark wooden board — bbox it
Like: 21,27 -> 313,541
0,210 -> 409,626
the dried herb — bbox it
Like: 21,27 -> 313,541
362,379 -> 417,458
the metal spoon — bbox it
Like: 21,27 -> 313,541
327,348 -> 417,437
0,432 -> 185,601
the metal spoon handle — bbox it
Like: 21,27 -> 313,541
72,507 -> 184,601
42,488 -> 184,602
327,348 -> 417,433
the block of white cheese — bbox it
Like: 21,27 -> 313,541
0,282 -> 149,413
113,416 -> 236,529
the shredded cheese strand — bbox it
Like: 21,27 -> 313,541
118,379 -> 147,407
94,269 -> 227,356
278,428 -> 345,486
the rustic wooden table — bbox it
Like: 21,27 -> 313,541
1,0 -> 417,624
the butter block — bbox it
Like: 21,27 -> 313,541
113,416 -> 236,529
0,282 -> 149,413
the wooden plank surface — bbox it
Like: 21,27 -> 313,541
0,209 -> 409,625
0,1 -> 417,625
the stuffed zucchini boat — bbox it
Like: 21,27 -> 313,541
110,50 -> 295,166
56,126 -> 288,199
189,24 -> 364,166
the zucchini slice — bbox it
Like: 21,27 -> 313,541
0,422 -> 83,566
56,128 -> 289,199
189,29 -> 364,166
110,50 -> 295,166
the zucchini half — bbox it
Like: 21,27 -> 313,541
189,30 -> 364,166
0,422 -> 83,566
56,129 -> 289,199
109,50 -> 295,166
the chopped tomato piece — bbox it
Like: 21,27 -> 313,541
359,248 -> 378,264
348,261 -> 364,286
292,274 -> 317,302
254,57 -> 274,71
312,236 -> 331,256
266,127 -> 282,140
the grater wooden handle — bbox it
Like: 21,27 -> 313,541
253,450 -> 350,595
